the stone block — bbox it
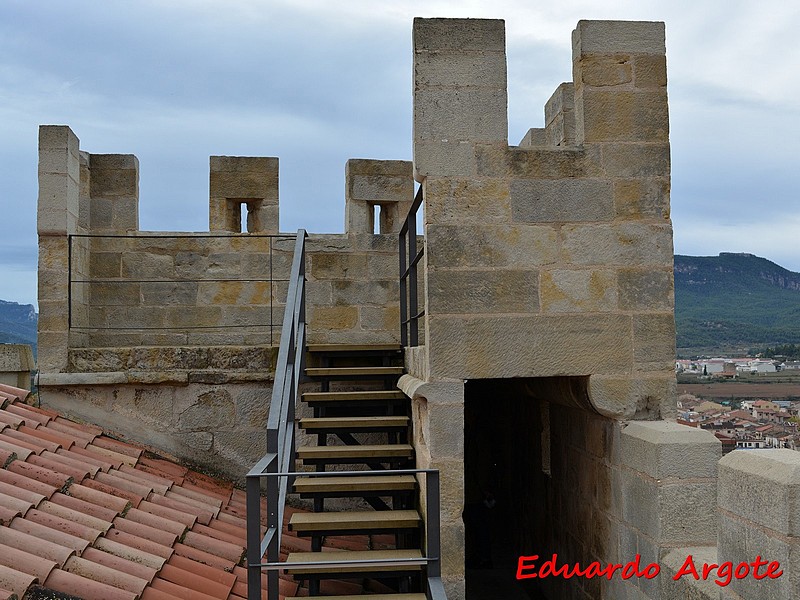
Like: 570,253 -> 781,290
510,178 -> 614,223
427,269 -> 538,314
197,281 -> 270,306
38,173 -> 80,235
634,54 -> 667,88
414,49 -> 507,88
589,375 -> 678,420
360,306 -> 400,332
413,140 -> 477,181
413,17 -> 505,52
346,160 -> 412,203
578,54 -> 633,87
88,282 -> 141,307
426,224 -> 559,269
39,148 -> 80,181
578,89 -> 669,143
614,177 -> 670,220
718,449 -> 800,536
475,145 -> 602,179
310,252 -> 367,279
89,252 -> 122,278
414,87 -> 508,143
309,306 -> 359,330
572,20 -> 666,59
602,143 -> 671,178
331,280 -> 394,306
89,154 -> 139,197
518,128 -> 547,147
718,510 -> 799,600
633,313 -> 676,371
36,331 -> 69,373
36,300 -> 69,332
427,313 -> 632,380
210,171 -> 278,201
121,252 -> 175,279
545,83 -> 575,125
540,269 -> 618,313
37,268 -> 70,302
423,177 -> 511,224
662,547 -> 724,600
618,268 -> 673,311
621,421 -> 720,480
561,222 -> 674,267
39,125 -> 80,155
344,197 -> 373,235
141,282 -> 199,306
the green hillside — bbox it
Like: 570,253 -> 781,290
0,299 -> 37,355
675,253 -> 800,351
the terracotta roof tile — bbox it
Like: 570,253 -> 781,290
67,482 -> 132,514
0,402 -> 376,600
81,546 -> 157,584
0,563 -> 38,597
14,403 -> 58,419
0,466 -> 58,498
64,555 -> 149,595
0,543 -> 58,581
112,515 -> 179,548
6,461 -> 71,491
3,427 -> 59,453
44,568 -> 137,600
93,536 -> 167,570
148,493 -> 214,526
10,516 -> 90,554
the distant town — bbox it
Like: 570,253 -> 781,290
676,357 -> 800,452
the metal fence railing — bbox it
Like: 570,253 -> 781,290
67,233 -> 294,346
245,229 -> 306,600
399,186 -> 424,347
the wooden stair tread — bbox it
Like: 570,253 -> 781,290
307,344 -> 402,353
305,367 -> 404,377
302,390 -> 406,402
284,549 -> 424,574
286,595 -> 425,600
293,474 -> 417,494
289,509 -> 420,531
297,444 -> 414,459
299,416 -> 409,429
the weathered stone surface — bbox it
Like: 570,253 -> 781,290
634,54 -> 667,88
413,141 -> 477,181
511,178 -> 613,222
578,89 -> 669,143
310,253 -> 367,279
427,269 -> 538,314
572,20 -> 666,58
602,143 -> 670,178
621,421 -> 721,480
309,306 -> 359,330
360,306 -> 400,331
414,17 -> 506,52
425,176 -> 513,224
578,54 -> 632,87
177,389 -> 235,431
561,223 -> 673,266
426,224 -> 559,268
415,50 -> 507,88
589,375 -> 677,419
540,269 -> 618,313
618,268 -> 673,311
614,177 -> 670,220
633,313 -> 676,371
475,145 -> 602,179
414,87 -> 508,143
718,449 -> 800,536
518,128 -> 546,148
427,314 -> 632,380
331,280 -> 394,307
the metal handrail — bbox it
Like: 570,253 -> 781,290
399,186 -> 425,347
247,468 -> 446,600
245,229 -> 307,600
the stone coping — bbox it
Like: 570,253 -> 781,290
37,371 -> 274,387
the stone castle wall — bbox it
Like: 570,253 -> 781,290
37,126 -> 409,475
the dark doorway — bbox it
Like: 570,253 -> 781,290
464,379 -> 551,599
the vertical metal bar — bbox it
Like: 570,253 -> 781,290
245,475 -> 262,600
408,213 -> 418,347
67,235 -> 73,330
269,235 -> 274,347
399,229 -> 408,347
426,470 -> 441,578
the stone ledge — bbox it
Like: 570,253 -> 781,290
37,370 -> 274,386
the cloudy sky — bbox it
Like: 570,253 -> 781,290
1,0 -> 799,307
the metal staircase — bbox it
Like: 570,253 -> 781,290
246,231 -> 446,600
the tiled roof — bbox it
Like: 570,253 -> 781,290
0,392 -> 376,600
